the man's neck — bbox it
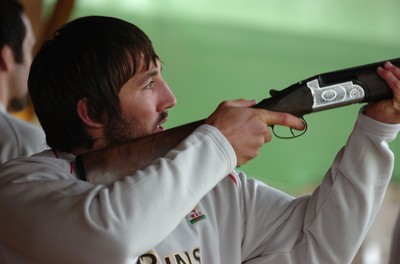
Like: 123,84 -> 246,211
71,136 -> 106,157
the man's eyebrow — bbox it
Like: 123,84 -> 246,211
148,68 -> 159,77
137,68 -> 159,85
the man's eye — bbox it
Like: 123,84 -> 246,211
145,81 -> 154,89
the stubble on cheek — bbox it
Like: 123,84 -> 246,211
9,96 -> 29,112
103,115 -> 148,146
103,111 -> 168,146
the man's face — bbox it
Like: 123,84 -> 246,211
8,14 -> 35,111
103,60 -> 177,145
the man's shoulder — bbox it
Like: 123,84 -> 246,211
0,150 -> 74,182
0,111 -> 45,142
0,112 -> 46,161
1,111 -> 43,133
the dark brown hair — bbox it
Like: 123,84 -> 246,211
0,0 -> 25,63
28,16 -> 158,152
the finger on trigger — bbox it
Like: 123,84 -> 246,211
262,110 -> 305,131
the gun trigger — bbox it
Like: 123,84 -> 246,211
299,117 -> 308,132
269,89 -> 280,97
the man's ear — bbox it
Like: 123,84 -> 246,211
77,99 -> 103,128
0,45 -> 15,72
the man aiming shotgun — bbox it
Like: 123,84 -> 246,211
76,57 -> 399,183
0,15 -> 400,263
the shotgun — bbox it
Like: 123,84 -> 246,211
76,58 -> 400,185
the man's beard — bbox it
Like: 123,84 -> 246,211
8,96 -> 29,112
103,112 -> 168,146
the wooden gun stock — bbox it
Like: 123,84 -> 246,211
76,120 -> 205,185
76,58 -> 400,185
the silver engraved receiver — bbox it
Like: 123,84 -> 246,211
307,79 -> 365,111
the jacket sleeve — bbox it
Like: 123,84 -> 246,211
240,110 -> 400,263
0,125 -> 236,264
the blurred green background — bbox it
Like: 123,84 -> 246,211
46,0 -> 399,193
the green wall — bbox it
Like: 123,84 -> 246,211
47,0 -> 400,193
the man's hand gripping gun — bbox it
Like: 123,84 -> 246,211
76,58 -> 400,185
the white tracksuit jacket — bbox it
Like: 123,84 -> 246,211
0,111 -> 399,264
0,104 -> 46,164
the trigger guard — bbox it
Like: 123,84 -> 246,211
272,117 -> 308,139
